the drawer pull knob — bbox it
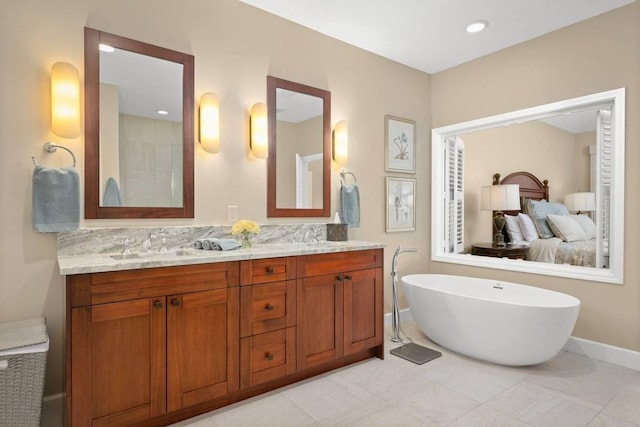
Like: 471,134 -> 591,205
266,267 -> 274,274
153,301 -> 163,309
171,299 -> 180,307
265,352 -> 274,361
265,304 -> 275,311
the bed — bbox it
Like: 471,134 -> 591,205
495,171 -> 597,267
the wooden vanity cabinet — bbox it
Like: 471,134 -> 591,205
66,249 -> 383,426
66,262 -> 239,427
296,249 -> 384,370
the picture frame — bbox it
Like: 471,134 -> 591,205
386,177 -> 416,232
385,115 -> 416,173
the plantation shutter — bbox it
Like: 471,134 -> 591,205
444,136 -> 465,253
595,109 -> 612,268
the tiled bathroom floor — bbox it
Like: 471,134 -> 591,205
171,322 -> 640,427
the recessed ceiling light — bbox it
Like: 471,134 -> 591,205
157,110 -> 169,115
99,44 -> 115,52
466,20 -> 488,33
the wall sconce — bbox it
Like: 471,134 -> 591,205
51,62 -> 80,138
332,120 -> 348,166
199,92 -> 220,153
250,103 -> 268,159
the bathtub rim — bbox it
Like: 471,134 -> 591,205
401,273 -> 581,309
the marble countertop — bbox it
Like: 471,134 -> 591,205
57,241 -> 385,275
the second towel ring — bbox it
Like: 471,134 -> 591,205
32,142 -> 77,168
340,170 -> 357,185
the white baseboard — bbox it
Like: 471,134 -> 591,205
563,336 -> 640,371
42,392 -> 65,427
385,309 -> 640,371
383,308 -> 413,327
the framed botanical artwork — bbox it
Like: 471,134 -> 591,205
386,177 -> 416,232
385,115 -> 416,173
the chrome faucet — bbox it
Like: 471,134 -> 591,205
391,246 -> 418,342
122,238 -> 133,255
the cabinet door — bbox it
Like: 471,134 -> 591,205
296,274 -> 343,370
343,268 -> 383,355
71,298 -> 166,427
167,288 -> 239,412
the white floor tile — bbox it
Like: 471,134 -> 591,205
588,413 -> 640,427
487,382 -> 599,426
448,404 -> 531,426
602,378 -> 640,425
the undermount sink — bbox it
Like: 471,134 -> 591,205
110,249 -> 197,260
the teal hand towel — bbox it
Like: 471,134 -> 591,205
103,177 -> 122,207
33,165 -> 80,233
339,184 -> 360,228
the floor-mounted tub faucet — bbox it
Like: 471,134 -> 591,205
391,247 -> 418,342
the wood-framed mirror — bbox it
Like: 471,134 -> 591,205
84,27 -> 194,219
266,76 -> 331,218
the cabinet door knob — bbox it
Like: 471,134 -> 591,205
265,303 -> 275,311
266,266 -> 274,274
171,298 -> 180,307
336,274 -> 344,281
265,352 -> 274,361
153,300 -> 163,309
345,274 -> 352,280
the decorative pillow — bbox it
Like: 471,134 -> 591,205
518,213 -> 539,242
504,214 -> 524,242
526,199 -> 570,239
571,214 -> 597,239
547,214 -> 586,242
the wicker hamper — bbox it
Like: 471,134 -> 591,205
0,317 -> 48,427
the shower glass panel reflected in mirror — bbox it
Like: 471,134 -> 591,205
99,47 -> 183,208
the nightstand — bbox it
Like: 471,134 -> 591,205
471,242 -> 529,260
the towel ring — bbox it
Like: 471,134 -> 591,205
32,142 -> 77,168
340,170 -> 357,185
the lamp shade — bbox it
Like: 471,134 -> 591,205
480,184 -> 520,211
199,92 -> 219,153
332,120 -> 348,166
51,62 -> 80,138
250,103 -> 268,159
564,192 -> 595,212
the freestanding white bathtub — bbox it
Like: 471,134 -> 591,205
401,274 -> 580,366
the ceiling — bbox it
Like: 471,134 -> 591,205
239,0 -> 635,73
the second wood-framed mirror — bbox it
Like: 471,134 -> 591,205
84,27 -> 194,219
266,76 -> 331,218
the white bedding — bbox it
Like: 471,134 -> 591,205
528,238 -> 596,267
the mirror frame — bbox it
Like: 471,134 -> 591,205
84,27 -> 194,219
431,88 -> 625,284
266,76 -> 331,218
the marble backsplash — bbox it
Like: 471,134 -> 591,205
57,224 -> 328,256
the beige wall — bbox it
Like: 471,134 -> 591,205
463,121 -> 589,246
0,0 -> 431,395
431,3 -> 640,351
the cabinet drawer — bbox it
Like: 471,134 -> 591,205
240,281 -> 295,337
298,249 -> 382,278
69,262 -> 240,307
240,327 -> 296,388
240,257 -> 296,285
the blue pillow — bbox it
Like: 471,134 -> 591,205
526,199 -> 569,239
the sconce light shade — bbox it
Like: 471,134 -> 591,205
199,92 -> 220,153
250,103 -> 268,159
332,120 -> 348,166
564,192 -> 595,214
51,62 -> 80,138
